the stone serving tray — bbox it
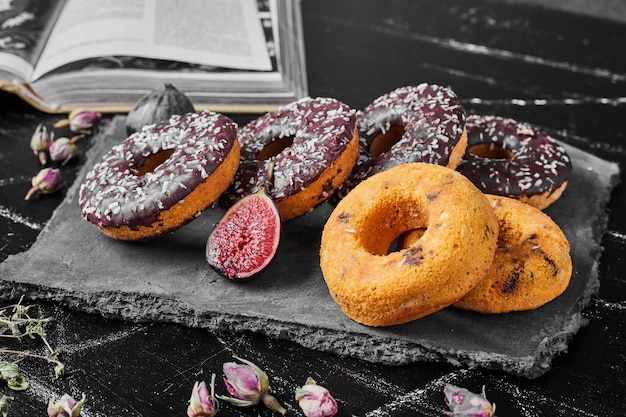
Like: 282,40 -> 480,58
0,117 -> 619,378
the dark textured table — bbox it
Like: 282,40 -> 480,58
1,1 -> 625,416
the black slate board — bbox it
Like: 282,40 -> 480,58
0,116 -> 619,378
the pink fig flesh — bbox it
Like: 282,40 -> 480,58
206,190 -> 281,280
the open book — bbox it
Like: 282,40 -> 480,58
0,0 -> 307,113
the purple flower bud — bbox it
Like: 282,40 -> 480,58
68,109 -> 101,133
30,123 -> 54,165
444,384 -> 495,417
187,375 -> 219,417
25,168 -> 63,200
222,360 -> 262,405
49,137 -> 79,165
47,393 -> 85,417
295,377 -> 338,417
217,356 -> 286,415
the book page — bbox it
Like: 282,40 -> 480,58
0,0 -> 66,81
31,0 -> 272,81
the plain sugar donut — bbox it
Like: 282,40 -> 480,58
320,163 -> 499,327
453,195 -> 572,313
399,195 -> 572,313
457,115 -> 572,210
221,97 -> 359,222
79,111 -> 240,241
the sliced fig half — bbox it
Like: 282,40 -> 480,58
206,189 -> 281,280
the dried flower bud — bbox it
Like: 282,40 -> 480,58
25,168 -> 63,200
188,375 -> 219,417
295,377 -> 338,417
54,109 -> 101,133
47,393 -> 85,417
70,109 -> 101,133
443,384 -> 495,417
30,123 -> 54,165
217,356 -> 286,415
49,137 -> 79,165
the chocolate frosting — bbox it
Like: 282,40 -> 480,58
222,97 -> 356,206
340,84 -> 466,195
457,115 -> 573,197
79,111 -> 237,228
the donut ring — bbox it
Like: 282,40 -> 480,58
454,195 -> 572,313
457,115 -> 572,210
336,84 -> 468,198
221,97 -> 359,222
399,195 -> 572,313
320,163 -> 499,327
79,111 -> 240,241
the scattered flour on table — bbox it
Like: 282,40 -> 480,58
355,368 -> 606,417
362,369 -> 470,417
591,298 -> 626,312
56,325 -> 147,355
0,177 -> 29,186
17,373 -> 106,417
0,204 -> 43,230
606,229 -> 626,241
370,14 -> 626,82
491,378 -> 603,417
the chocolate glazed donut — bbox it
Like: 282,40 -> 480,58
457,115 -> 573,210
334,84 -> 468,200
221,97 -> 359,222
79,111 -> 240,241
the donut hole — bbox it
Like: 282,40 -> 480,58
256,136 -> 295,160
369,126 -> 405,157
396,228 -> 426,249
468,143 -> 515,160
357,198 -> 426,255
387,227 -> 426,254
134,149 -> 176,176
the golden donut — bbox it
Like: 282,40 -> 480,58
399,195 -> 572,313
319,163 -> 499,326
456,195 -> 572,312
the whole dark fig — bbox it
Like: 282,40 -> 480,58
125,82 -> 195,135
206,189 -> 281,281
